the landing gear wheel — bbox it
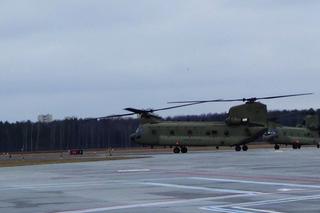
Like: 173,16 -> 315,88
235,145 -> 241,152
317,144 -> 320,149
297,144 -> 301,149
292,144 -> 298,149
216,146 -> 219,150
173,147 -> 180,153
181,146 -> 188,153
242,145 -> 248,151
274,144 -> 280,150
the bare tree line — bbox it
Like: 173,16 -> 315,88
0,109 -> 318,152
0,118 -> 138,152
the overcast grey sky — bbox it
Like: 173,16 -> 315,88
0,0 -> 319,122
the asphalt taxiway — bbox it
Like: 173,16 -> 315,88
1,148 -> 320,213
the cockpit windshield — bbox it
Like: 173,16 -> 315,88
135,126 -> 144,136
264,129 -> 278,136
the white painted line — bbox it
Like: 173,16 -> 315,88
55,194 -> 254,213
235,194 -> 320,207
0,180 -> 127,191
190,177 -> 320,189
234,206 -> 284,213
201,194 -> 320,212
277,188 -> 302,192
138,182 -> 263,195
141,177 -> 189,181
0,183 -> 103,191
199,206 -> 283,213
199,206 -> 248,213
214,194 -> 320,209
117,169 -> 150,173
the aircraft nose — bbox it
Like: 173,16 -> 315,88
263,130 -> 277,141
262,134 -> 272,141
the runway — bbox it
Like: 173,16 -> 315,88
1,148 -> 320,212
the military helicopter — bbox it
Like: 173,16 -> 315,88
263,110 -> 320,150
101,93 -> 311,153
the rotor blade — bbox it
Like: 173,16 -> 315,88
90,104 -> 203,120
95,93 -> 314,120
125,102 -> 211,114
95,103 -> 203,119
168,98 -> 251,104
168,93 -> 313,104
254,93 -> 313,101
167,99 -> 224,104
98,112 -> 136,119
151,102 -> 213,112
124,108 -> 153,114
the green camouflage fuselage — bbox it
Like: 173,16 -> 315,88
265,126 -> 320,146
132,121 -> 267,147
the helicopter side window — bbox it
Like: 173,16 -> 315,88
241,118 -> 249,123
212,130 -> 218,135
205,131 -> 211,136
224,130 -> 229,136
151,129 -> 157,135
187,130 -> 193,136
170,130 -> 175,136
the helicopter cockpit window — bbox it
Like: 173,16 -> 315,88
135,126 -> 144,136
264,129 -> 278,137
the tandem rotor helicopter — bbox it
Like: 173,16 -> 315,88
98,93 -> 314,153
263,110 -> 320,150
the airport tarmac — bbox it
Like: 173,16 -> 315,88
1,148 -> 320,213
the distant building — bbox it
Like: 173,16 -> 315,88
38,114 -> 53,123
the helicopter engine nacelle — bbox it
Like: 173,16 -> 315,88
227,102 -> 268,127
225,117 -> 249,126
